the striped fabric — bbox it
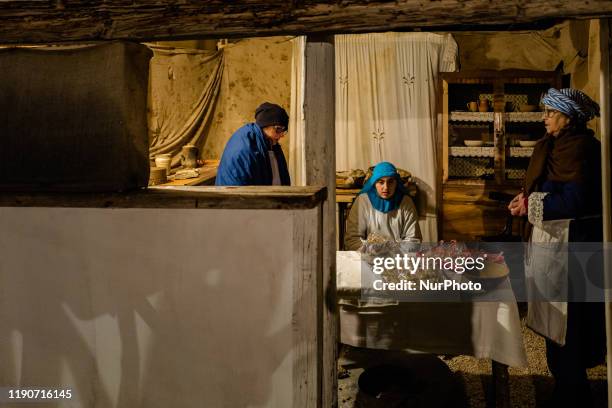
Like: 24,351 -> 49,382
541,88 -> 600,123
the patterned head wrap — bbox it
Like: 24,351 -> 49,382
541,88 -> 600,123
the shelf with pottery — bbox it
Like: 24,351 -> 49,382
439,69 -> 561,240
450,146 -> 535,158
450,146 -> 495,157
450,111 -> 494,122
509,146 -> 535,157
450,111 -> 543,123
505,112 -> 543,122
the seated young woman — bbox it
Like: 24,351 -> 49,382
344,161 -> 421,250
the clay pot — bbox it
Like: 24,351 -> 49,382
154,154 -> 172,174
478,99 -> 490,112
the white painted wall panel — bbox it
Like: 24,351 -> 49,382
0,207 -> 308,408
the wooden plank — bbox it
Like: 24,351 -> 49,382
442,202 -> 509,241
443,183 -> 521,203
292,206 -> 322,408
0,186 -> 327,209
304,35 -> 336,408
493,80 -> 505,184
336,188 -> 360,203
442,79 -> 449,183
436,77 -> 445,240
442,69 -> 560,81
599,17 -> 612,408
1,1 -> 612,44
158,164 -> 218,187
442,183 -> 521,240
444,178 -> 522,187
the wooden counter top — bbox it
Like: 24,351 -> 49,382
443,178 -> 523,188
0,186 -> 328,210
336,188 -> 360,203
158,161 -> 218,187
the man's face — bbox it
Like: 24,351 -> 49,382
375,176 -> 397,199
262,125 -> 287,145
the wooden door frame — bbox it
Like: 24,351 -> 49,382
1,7 -> 612,406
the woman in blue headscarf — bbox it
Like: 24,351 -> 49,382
507,88 -> 603,406
344,162 -> 421,250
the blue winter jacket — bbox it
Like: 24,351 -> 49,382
215,123 -> 291,186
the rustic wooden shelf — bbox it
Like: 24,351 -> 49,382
440,69 -> 560,240
505,112 -> 543,122
450,111 -> 494,122
450,146 -> 495,157
509,147 -> 535,157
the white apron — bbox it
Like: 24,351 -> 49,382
525,219 -> 571,345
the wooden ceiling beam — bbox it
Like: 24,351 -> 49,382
0,1 -> 611,44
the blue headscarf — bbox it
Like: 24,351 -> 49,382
541,88 -> 600,123
359,162 -> 407,213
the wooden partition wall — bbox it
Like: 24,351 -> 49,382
0,187 -> 326,407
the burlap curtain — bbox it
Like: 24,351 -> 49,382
147,45 -> 224,168
0,42 -> 151,191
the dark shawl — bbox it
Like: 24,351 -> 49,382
521,126 -> 601,239
524,127 -> 599,194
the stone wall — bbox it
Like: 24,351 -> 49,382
452,19 -> 602,134
202,37 -> 293,159
155,21 -> 604,159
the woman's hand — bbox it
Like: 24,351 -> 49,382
508,193 -> 527,216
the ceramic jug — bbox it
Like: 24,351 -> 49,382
478,98 -> 490,112
180,144 -> 199,169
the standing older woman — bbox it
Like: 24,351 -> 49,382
508,88 -> 604,406
345,161 -> 421,250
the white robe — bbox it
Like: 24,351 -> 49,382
344,193 -> 422,250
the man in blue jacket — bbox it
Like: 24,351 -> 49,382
215,102 -> 291,186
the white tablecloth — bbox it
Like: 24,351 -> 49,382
337,251 -> 528,367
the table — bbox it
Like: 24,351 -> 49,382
336,250 -> 527,407
159,161 -> 219,187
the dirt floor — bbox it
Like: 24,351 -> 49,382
338,321 -> 607,407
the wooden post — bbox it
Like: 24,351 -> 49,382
442,79 -> 449,183
599,17 -> 612,408
493,80 -> 505,184
304,35 -> 337,407
293,205 -> 323,408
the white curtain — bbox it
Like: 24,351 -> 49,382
288,36 -> 306,186
335,32 -> 458,242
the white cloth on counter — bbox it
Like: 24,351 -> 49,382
336,251 -> 528,367
344,193 -> 421,251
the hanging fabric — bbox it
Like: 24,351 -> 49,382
147,45 -> 224,169
335,32 -> 458,241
